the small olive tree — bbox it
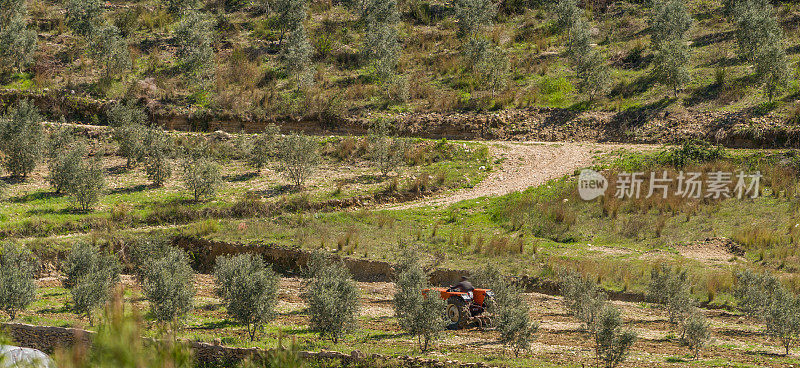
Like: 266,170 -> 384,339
66,156 -> 106,211
560,271 -> 607,329
652,38 -> 691,97
248,124 -> 280,172
278,133 -> 321,188
393,249 -> 446,352
453,0 -> 496,37
576,50 -> 612,102
0,242 -> 37,321
214,254 -> 280,341
765,288 -> 800,356
90,24 -> 131,79
181,152 -> 222,201
0,2 -> 37,76
66,0 -> 103,37
682,309 -> 711,359
733,269 -> 782,317
283,23 -> 313,89
0,100 -> 44,178
553,0 -> 580,34
272,0 -> 307,46
755,43 -> 789,103
476,266 -> 538,357
591,304 -> 637,368
174,11 -> 214,83
301,254 -> 359,342
48,140 -> 86,194
143,127 -> 173,187
649,0 -> 692,49
368,120 -> 405,177
63,242 -> 121,324
108,101 -> 148,168
141,246 -> 195,325
647,264 -> 695,327
363,21 -> 400,82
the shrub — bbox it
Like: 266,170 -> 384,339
0,100 -> 44,178
647,264 -> 694,325
63,242 -> 121,324
393,249 -> 446,351
181,153 -> 222,201
755,43 -> 789,103
214,254 -> 280,341
657,139 -> 724,168
682,310 -> 711,359
0,243 -> 37,320
65,0 -> 103,37
278,133 -> 321,188
734,269 -> 782,317
301,254 -> 359,342
141,246 -> 195,324
0,2 -> 37,76
174,11 -> 214,83
453,0 -> 496,36
591,304 -> 636,368
65,156 -> 105,211
283,23 -> 313,89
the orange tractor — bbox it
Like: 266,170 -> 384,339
423,287 -> 495,329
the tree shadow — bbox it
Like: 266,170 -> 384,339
9,191 -> 61,203
691,29 -> 735,48
608,97 -> 674,131
251,185 -> 294,198
610,74 -> 656,99
787,44 -> 800,56
190,320 -> 238,330
337,174 -> 387,186
109,184 -> 151,195
37,305 -> 71,314
106,164 -> 130,176
224,172 -> 258,183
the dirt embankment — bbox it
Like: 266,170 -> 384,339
2,89 -> 799,148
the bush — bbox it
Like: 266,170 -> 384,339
765,291 -> 800,356
393,249 -> 446,351
278,133 -> 321,188
657,139 -> 724,168
65,156 -> 105,211
553,0 -> 580,33
591,304 -> 636,368
647,264 -> 694,325
141,246 -> 195,324
181,152 -> 222,201
214,254 -> 280,341
272,0 -> 306,45
0,100 -> 44,178
682,310 -> 711,359
64,242 -> 121,324
560,271 -> 606,328
301,254 -> 359,342
165,0 -> 199,15
0,243 -> 37,320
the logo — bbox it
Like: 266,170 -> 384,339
578,169 -> 608,201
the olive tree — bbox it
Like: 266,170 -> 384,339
0,100 -> 44,178
560,271 -> 607,329
165,0 -> 199,15
63,242 -> 121,324
0,243 -> 37,321
649,0 -> 692,49
478,266 -> 538,357
248,124 -> 280,172
576,50 -> 611,102
278,133 -> 320,188
214,254 -> 280,341
181,154 -> 222,201
682,310 -> 711,359
141,246 -> 195,324
652,38 -> 691,96
301,255 -> 359,342
765,287 -> 800,355
734,269 -> 782,317
174,11 -> 214,83
368,120 -> 405,177
66,0 -> 103,37
566,17 -> 592,66
755,43 -> 789,103
592,304 -> 637,368
733,0 -> 780,63
363,21 -> 400,82
0,0 -> 37,76
143,127 -> 173,187
647,264 -> 694,326
48,140 -> 85,194
393,249 -> 446,352
108,101 -> 148,167
66,156 -> 105,211
90,24 -> 131,79
283,23 -> 313,89
553,0 -> 580,33
272,0 -> 306,45
453,0 -> 496,36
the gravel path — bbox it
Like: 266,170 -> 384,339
387,141 -> 657,210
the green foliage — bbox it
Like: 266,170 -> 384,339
368,120 -> 405,176
64,242 -> 121,323
765,290 -> 800,356
214,254 -> 280,341
0,3 -> 37,76
109,101 -> 148,167
174,11 -> 214,83
165,0 -> 199,15
90,24 -> 131,79
733,0 -> 781,63
66,156 -> 105,211
363,21 -> 400,82
755,43 -> 789,103
65,0 -> 103,37
553,0 -> 580,33
248,124 -> 281,172
560,271 -> 606,329
283,22 -> 313,89
566,17 -> 591,66
576,50 -> 611,101
48,139 -> 86,194
591,304 -> 636,368
682,310 -> 710,359
647,264 -> 694,325
272,0 -> 307,44
649,0 -> 692,49
181,151 -> 222,201
0,242 -> 36,320
143,127 -> 173,186
301,254 -> 359,342
278,133 -> 321,188
652,38 -> 691,96
140,246 -> 195,324
0,99 -> 43,178
393,249 -> 446,352
453,0 -> 496,36
477,266 -> 538,357
656,139 -> 724,168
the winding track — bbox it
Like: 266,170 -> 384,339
387,141 -> 659,210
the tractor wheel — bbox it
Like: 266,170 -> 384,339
446,296 -> 470,329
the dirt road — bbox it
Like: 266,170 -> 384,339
387,142 -> 659,210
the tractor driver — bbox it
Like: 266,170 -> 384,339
451,276 -> 475,298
